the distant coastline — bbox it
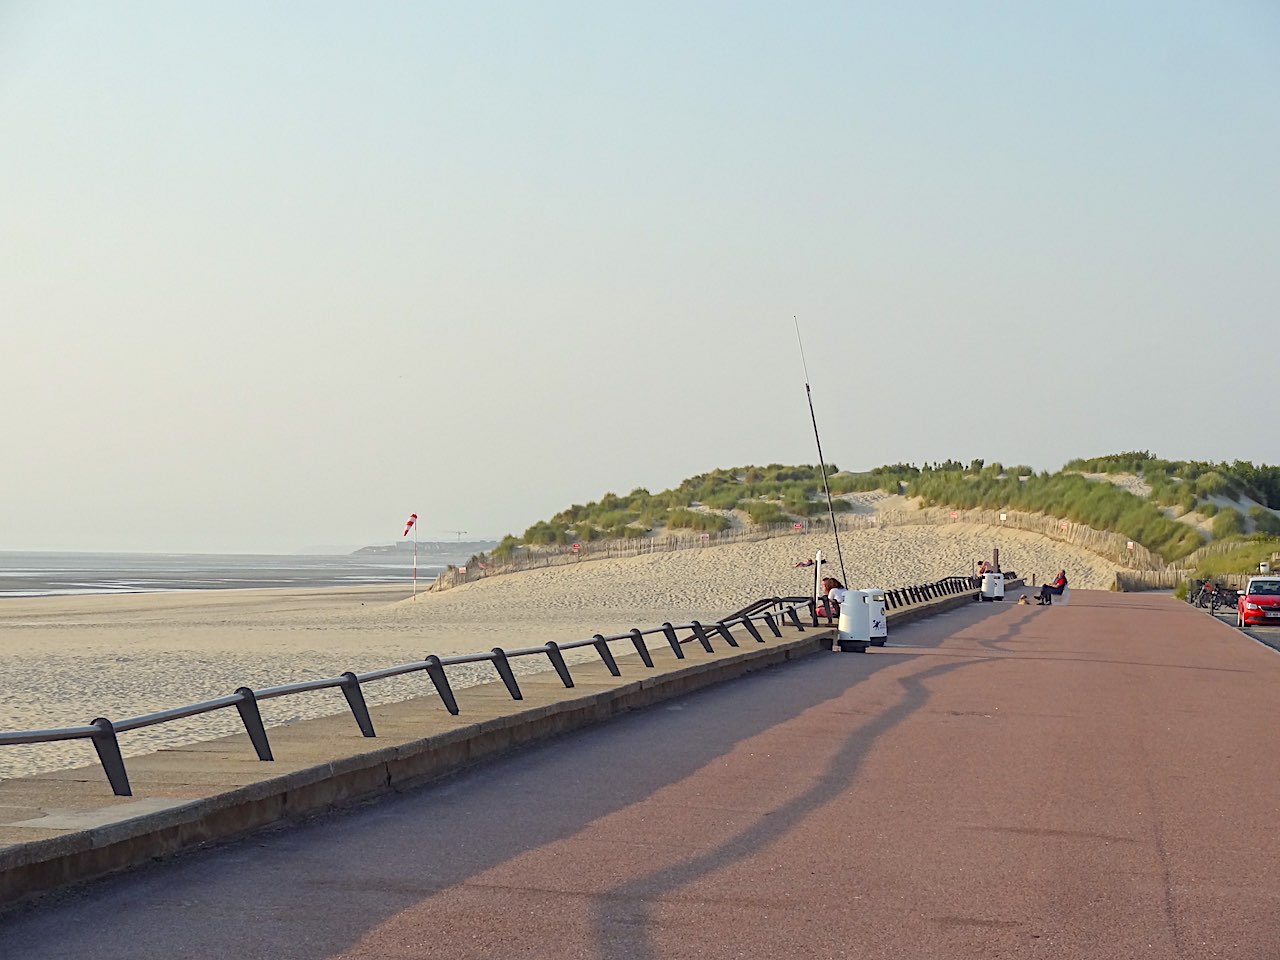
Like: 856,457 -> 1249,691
352,540 -> 498,557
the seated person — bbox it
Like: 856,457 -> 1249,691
816,576 -> 845,618
1036,570 -> 1068,604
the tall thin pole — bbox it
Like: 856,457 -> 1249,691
794,317 -> 848,586
814,549 -> 824,609
405,512 -> 419,600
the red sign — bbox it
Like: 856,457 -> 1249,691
571,543 -> 582,553
949,511 -> 958,519
458,565 -> 467,575
1060,521 -> 1069,530
793,522 -> 804,530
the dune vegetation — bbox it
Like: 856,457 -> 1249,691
478,453 -> 1280,574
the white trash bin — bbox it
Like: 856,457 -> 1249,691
832,588 -> 870,652
862,589 -> 888,645
980,572 -> 1005,602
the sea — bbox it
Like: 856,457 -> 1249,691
0,546 -> 493,599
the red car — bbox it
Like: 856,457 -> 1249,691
1237,576 -> 1280,628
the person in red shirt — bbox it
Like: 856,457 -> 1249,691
1035,570 -> 1068,605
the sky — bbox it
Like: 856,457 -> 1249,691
2,1 -> 1278,553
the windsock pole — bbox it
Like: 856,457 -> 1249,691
404,512 -> 419,599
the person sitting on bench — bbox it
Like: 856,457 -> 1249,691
1036,570 -> 1068,605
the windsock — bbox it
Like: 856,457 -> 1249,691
403,513 -> 418,536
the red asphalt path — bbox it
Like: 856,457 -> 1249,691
3,592 -> 1278,959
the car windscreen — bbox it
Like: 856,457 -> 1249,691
1249,581 -> 1280,596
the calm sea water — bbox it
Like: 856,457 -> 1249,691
0,548 -> 488,598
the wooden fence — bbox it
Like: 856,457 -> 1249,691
429,504 -> 1167,592
1177,540 -> 1280,569
888,507 -> 1165,570
1116,570 -> 1257,592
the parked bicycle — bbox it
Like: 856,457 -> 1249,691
1188,579 -> 1239,614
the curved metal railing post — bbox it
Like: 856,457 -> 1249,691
592,634 -> 621,677
339,672 -> 377,738
661,622 -> 685,659
713,622 -> 739,648
233,688 -> 273,761
628,629 -> 654,668
424,655 -> 460,715
489,648 -> 523,701
690,621 -> 715,653
89,717 -> 131,797
544,641 -> 574,688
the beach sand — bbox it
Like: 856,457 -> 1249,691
0,522 -> 1116,779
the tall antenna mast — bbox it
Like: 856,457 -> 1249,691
794,316 -> 848,585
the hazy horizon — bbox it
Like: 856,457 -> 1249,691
3,2 -> 1277,553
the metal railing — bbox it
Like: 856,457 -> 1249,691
1,597 -> 814,798
878,575 -> 978,611
727,576 -> 979,628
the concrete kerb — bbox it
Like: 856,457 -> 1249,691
0,592 -> 984,909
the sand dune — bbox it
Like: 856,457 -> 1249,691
0,522 -> 1115,779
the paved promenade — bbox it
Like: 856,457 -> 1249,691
3,591 -> 1277,959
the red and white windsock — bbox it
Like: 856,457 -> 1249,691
403,513 -> 418,536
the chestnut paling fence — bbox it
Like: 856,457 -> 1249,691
0,578 -> 979,798
432,506 -> 1165,593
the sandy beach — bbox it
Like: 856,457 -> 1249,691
0,522 -> 1117,780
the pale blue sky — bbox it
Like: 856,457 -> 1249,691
2,2 -> 1277,552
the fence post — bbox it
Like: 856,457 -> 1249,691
424,655 -> 460,715
489,648 -> 523,701
629,628 -> 655,668
339,672 -> 376,737
233,688 -> 273,761
544,641 -> 574,687
89,717 -> 131,797
661,622 -> 686,659
592,634 -> 621,676
713,622 -> 740,648
690,621 -> 716,652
